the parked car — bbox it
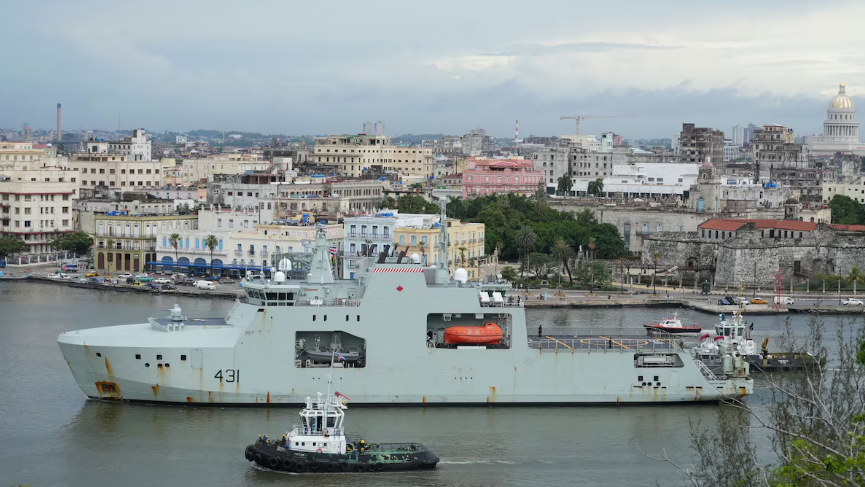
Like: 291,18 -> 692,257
774,296 -> 795,305
739,299 -> 750,305
194,280 -> 216,290
842,298 -> 864,306
160,284 -> 177,292
152,278 -> 171,284
718,298 -> 731,305
724,296 -> 736,304
117,273 -> 133,279
750,298 -> 769,305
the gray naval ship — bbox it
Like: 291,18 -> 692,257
58,203 -> 753,405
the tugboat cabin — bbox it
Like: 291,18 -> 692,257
287,393 -> 347,454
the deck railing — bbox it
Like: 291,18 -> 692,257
529,336 -> 682,353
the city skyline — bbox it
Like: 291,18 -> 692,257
2,0 -> 863,139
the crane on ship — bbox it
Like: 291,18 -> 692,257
560,115 -> 635,135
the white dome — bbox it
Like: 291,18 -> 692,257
453,268 -> 468,284
829,83 -> 855,111
409,253 -> 420,264
278,258 -> 292,271
273,271 -> 287,282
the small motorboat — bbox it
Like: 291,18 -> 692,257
643,313 -> 702,334
444,322 -> 503,345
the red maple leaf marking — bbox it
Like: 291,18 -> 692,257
396,285 -> 404,291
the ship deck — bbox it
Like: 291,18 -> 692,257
528,335 -> 678,352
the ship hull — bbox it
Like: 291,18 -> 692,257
58,268 -> 752,405
245,441 -> 439,473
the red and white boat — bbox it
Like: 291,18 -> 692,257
643,313 -> 702,334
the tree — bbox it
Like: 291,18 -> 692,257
0,235 -> 25,260
645,318 -> 865,487
829,194 -> 865,225
651,252 -> 661,295
396,195 -> 436,214
575,260 -> 609,292
527,252 -> 554,279
500,266 -> 518,283
551,239 -> 575,285
106,238 -> 115,274
379,196 -> 397,209
446,197 -> 466,219
515,225 -> 538,277
204,234 -> 219,277
587,178 -> 604,197
575,209 -> 597,226
556,174 -> 573,196
50,231 -> 94,257
458,246 -> 467,266
169,233 -> 181,272
587,237 -> 597,261
417,240 -> 426,264
848,266 -> 864,296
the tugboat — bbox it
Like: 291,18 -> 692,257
643,312 -> 702,335
244,357 -> 439,473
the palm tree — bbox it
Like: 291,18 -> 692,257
515,225 -> 538,277
417,240 -> 426,264
204,234 -> 219,278
458,246 -> 467,266
556,174 -> 573,196
494,243 -> 503,278
169,233 -> 181,273
106,238 -> 115,275
651,252 -> 661,295
587,237 -> 597,261
848,266 -> 863,296
364,239 -> 373,257
587,178 -> 604,197
551,239 -> 575,285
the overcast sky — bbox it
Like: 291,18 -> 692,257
3,0 -> 864,139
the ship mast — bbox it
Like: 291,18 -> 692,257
436,198 -> 449,285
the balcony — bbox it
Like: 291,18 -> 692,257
235,250 -> 243,256
261,250 -> 268,257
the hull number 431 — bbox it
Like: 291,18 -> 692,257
215,369 -> 240,382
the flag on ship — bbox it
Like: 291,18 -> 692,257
329,247 -> 338,256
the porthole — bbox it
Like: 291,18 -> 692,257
145,363 -> 150,367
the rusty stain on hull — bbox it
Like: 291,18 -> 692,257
95,381 -> 121,399
186,396 -> 194,403
104,357 -> 114,376
208,391 -> 214,403
151,385 -> 160,396
266,391 -> 271,404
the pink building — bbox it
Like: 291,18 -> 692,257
462,158 -> 544,198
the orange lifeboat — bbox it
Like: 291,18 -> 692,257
444,322 -> 503,345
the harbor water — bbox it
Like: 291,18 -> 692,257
0,281 -> 855,486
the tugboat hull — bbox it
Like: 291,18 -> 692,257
245,440 -> 439,473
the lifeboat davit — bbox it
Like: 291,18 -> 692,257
444,322 -> 503,345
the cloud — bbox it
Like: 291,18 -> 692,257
1,0 -> 863,139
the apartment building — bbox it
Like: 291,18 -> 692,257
180,155 -> 269,184
394,218 -> 485,280
0,174 -> 78,254
678,123 -> 725,169
312,134 -> 433,178
85,129 -> 152,161
93,213 -> 198,272
68,154 -> 165,190
461,158 -> 544,198
342,215 -> 396,278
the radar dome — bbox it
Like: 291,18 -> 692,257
409,253 -> 420,264
273,271 -> 287,283
278,258 -> 292,271
453,268 -> 468,284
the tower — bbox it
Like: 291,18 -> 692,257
56,103 -> 62,141
22,123 -> 31,142
515,119 -> 519,146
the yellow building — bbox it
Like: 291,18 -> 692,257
394,218 -> 485,280
94,214 -> 198,273
313,134 -> 433,178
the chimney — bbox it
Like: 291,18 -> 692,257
56,103 -> 62,142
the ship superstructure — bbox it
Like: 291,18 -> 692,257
58,202 -> 752,405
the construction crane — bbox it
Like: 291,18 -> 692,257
560,115 -> 635,135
